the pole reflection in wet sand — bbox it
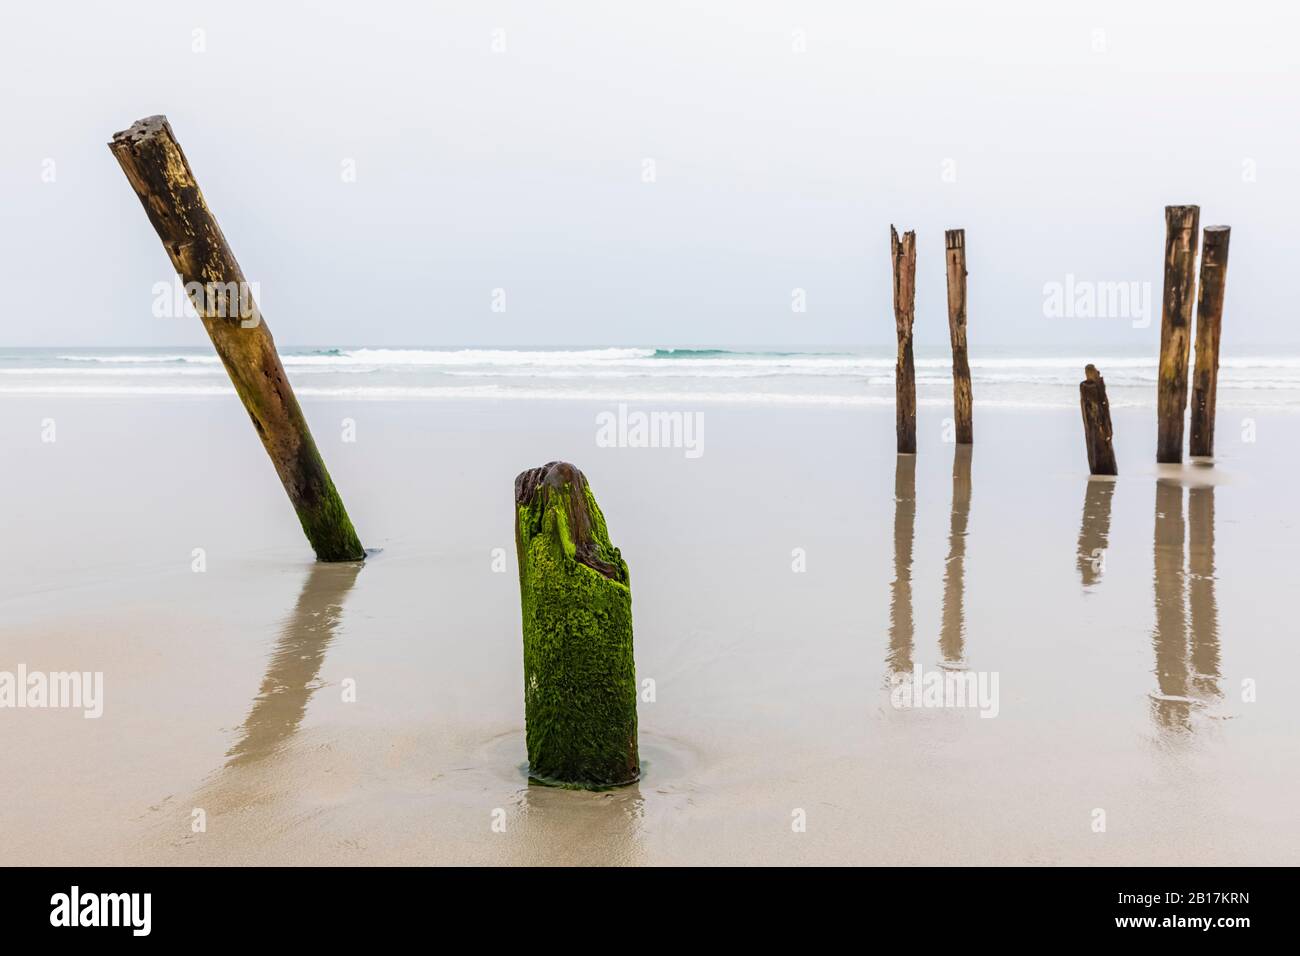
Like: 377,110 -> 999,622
1151,480 -> 1191,729
888,455 -> 917,675
1187,485 -> 1222,705
939,445 -> 972,668
1076,479 -> 1115,588
225,562 -> 361,767
1150,480 -> 1222,732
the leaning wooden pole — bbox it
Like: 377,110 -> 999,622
1079,364 -> 1118,476
109,116 -> 363,562
1189,226 -> 1231,458
1156,205 -> 1201,463
515,461 -> 638,788
944,229 -> 973,444
891,226 -> 918,454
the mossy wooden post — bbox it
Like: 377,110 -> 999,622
514,461 -> 638,788
1080,364 -> 1117,476
891,225 -> 917,454
944,228 -> 973,444
109,116 -> 363,561
1156,205 -> 1201,464
1190,226 -> 1231,458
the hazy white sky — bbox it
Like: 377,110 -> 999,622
1,0 -> 1296,349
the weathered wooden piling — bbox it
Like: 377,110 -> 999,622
514,461 -> 638,788
891,226 -> 918,454
1189,226 -> 1231,458
1156,205 -> 1201,463
1079,365 -> 1118,476
109,116 -> 363,562
944,229 -> 973,444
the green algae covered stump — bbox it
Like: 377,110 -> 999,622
514,462 -> 638,788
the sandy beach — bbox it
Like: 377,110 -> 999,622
3,387 -> 1297,866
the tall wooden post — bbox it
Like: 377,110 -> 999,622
1079,365 -> 1118,476
109,116 -> 364,562
515,461 -> 638,788
1156,205 -> 1201,463
891,226 -> 917,454
944,229 -> 973,444
1189,226 -> 1231,458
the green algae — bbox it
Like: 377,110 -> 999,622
515,463 -> 638,789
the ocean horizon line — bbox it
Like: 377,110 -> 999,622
1,343 -> 1299,410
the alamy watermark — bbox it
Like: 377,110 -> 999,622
50,886 -> 150,936
595,403 -> 704,459
1043,274 -> 1151,328
890,663 -> 999,718
0,665 -> 103,718
151,276 -> 262,328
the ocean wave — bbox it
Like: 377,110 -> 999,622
5,381 -> 1298,411
651,348 -> 738,358
35,363 -> 1300,390
282,347 -> 661,367
46,347 -> 1300,374
0,366 -> 225,377
56,353 -> 221,364
8,365 -> 365,377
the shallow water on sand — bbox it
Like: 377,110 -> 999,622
1,396 -> 1297,864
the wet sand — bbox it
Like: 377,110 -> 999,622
1,396 -> 1298,865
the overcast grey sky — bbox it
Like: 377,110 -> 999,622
1,0 -> 1296,349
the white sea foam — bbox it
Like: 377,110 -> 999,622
1,366 -> 225,377
0,382 -> 1082,407
55,354 -> 222,364
48,347 -> 1300,372
14,347 -> 1300,409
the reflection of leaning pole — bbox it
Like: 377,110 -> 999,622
515,462 -> 638,789
226,562 -> 360,767
109,116 -> 363,562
